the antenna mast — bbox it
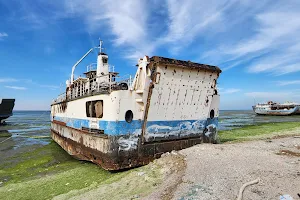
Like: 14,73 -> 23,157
99,39 -> 104,53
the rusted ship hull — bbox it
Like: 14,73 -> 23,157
51,119 -> 209,170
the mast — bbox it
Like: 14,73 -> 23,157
96,39 -> 109,83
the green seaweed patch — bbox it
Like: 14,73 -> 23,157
0,141 -> 125,200
0,163 -> 121,200
0,132 -> 12,138
0,141 -> 107,185
0,138 -> 164,200
219,121 -> 300,143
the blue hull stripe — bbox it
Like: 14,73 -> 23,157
53,116 -> 218,136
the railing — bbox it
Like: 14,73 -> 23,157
86,63 -> 97,72
109,65 -> 115,72
52,74 -> 134,104
52,92 -> 66,104
86,63 -> 115,73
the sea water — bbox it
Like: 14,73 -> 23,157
1,110 -> 300,157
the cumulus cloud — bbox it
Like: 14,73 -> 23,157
63,0 -> 155,60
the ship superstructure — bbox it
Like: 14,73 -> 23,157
51,40 -> 222,170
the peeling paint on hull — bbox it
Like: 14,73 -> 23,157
51,120 -> 205,170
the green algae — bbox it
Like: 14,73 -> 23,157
0,164 -> 123,200
54,164 -> 163,200
0,141 -> 122,200
219,121 -> 300,142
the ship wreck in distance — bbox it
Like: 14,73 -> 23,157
0,99 -> 15,124
50,40 -> 222,170
252,101 -> 300,116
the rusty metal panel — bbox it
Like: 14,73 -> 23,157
150,56 -> 222,73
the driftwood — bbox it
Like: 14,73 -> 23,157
237,178 -> 260,200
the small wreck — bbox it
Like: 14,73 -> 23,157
51,41 -> 222,170
252,101 -> 300,116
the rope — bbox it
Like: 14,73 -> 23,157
0,136 -> 12,144
237,178 -> 260,200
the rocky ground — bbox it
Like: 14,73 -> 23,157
160,136 -> 300,200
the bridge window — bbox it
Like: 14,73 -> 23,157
86,100 -> 103,118
102,57 -> 108,64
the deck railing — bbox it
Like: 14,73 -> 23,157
52,74 -> 134,104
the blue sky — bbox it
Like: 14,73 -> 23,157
1,0 -> 300,110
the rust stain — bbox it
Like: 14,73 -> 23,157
141,62 -> 157,144
151,56 -> 222,73
51,123 -> 202,170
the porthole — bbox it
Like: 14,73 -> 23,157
125,110 -> 133,123
210,109 -> 215,119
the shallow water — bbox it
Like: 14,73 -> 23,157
219,110 -> 300,130
0,111 -> 51,163
1,110 -> 300,152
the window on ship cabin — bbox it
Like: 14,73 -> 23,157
102,57 -> 108,64
86,100 -> 103,118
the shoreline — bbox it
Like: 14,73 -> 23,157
0,121 -> 299,199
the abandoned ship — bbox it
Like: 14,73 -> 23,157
252,101 -> 299,116
0,99 -> 15,124
50,41 -> 222,170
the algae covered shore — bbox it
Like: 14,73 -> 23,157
0,121 -> 300,200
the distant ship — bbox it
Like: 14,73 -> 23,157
252,101 -> 299,116
0,99 -> 15,123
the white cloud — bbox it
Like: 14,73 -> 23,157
0,78 -> 17,83
276,80 -> 300,86
0,32 -> 8,38
163,0 -> 225,54
198,1 -> 300,76
5,86 -> 27,90
220,88 -> 241,94
63,0 -> 153,61
0,32 -> 8,41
